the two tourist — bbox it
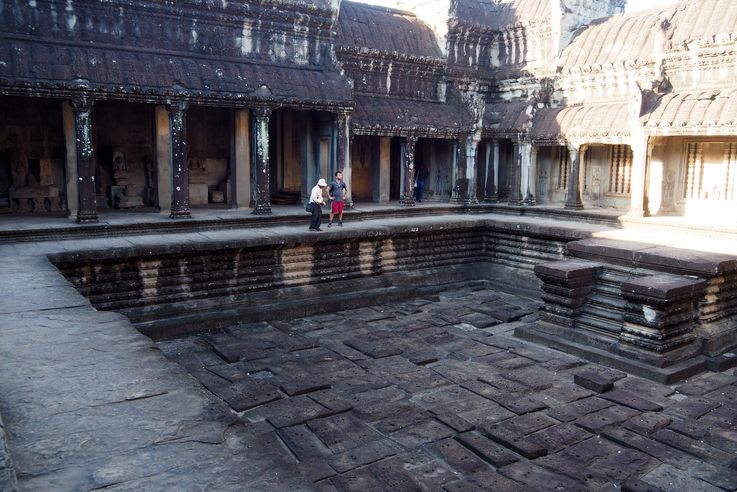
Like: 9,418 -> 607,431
308,171 -> 349,232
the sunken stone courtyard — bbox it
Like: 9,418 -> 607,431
2,0 -> 737,490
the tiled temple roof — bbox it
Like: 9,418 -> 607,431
336,1 -> 442,59
483,100 -> 533,137
531,102 -> 632,143
0,38 -> 352,108
668,0 -> 737,47
643,89 -> 737,134
453,0 -> 549,29
559,8 -> 673,72
351,93 -> 470,137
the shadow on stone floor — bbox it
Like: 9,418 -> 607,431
158,287 -> 737,491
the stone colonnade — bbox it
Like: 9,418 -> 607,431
62,98 -> 353,223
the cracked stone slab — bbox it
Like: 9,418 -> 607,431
328,439 -> 401,473
245,395 -> 332,428
209,377 -> 283,412
388,419 -> 455,448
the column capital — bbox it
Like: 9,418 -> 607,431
167,100 -> 188,113
70,94 -> 93,113
253,106 -> 272,119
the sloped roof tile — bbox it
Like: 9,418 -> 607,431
336,1 -> 442,59
532,102 -> 632,142
0,38 -> 352,107
643,89 -> 737,133
352,93 -> 470,135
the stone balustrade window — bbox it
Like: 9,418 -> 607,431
608,145 -> 633,195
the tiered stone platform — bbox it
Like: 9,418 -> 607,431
1,204 -> 736,490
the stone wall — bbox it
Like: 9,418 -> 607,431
51,220 -> 573,338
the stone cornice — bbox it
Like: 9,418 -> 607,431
335,47 -> 446,68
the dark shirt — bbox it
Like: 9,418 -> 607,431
329,180 -> 347,202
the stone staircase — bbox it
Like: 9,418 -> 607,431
574,265 -> 647,338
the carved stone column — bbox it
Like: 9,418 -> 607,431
71,96 -> 98,223
400,135 -> 417,206
450,137 -> 465,203
335,111 -> 353,207
465,134 -> 479,205
629,136 -> 651,217
169,102 -> 191,219
564,143 -> 584,210
526,144 -> 538,205
508,139 -> 523,205
252,107 -> 272,215
483,140 -> 495,202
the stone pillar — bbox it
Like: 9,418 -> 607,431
525,144 -> 538,205
491,140 -> 500,201
508,139 -> 523,205
482,140 -> 494,202
620,275 -> 705,355
450,138 -> 465,203
400,135 -> 417,206
534,260 -> 602,328
465,134 -> 479,204
374,136 -> 391,203
335,111 -> 352,207
169,102 -> 190,219
71,96 -> 97,223
252,107 -> 272,215
154,105 -> 172,215
233,109 -> 251,210
564,143 -> 584,210
629,136 -> 651,217
61,101 -> 78,218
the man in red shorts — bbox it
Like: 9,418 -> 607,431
327,170 -> 348,227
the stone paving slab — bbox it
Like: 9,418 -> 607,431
2,218 -> 737,490
145,285 -> 737,489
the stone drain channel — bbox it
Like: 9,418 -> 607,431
157,286 -> 737,490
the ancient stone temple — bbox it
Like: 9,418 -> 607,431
0,0 -> 353,220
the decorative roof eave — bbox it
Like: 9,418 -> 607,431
351,125 -> 464,139
560,60 -> 657,76
0,82 -> 353,112
481,128 -> 525,139
643,125 -> 737,137
449,16 -> 548,35
334,47 -> 446,67
0,37 -> 354,109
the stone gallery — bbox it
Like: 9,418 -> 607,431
1,0 -> 737,490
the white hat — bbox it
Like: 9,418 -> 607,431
317,178 -> 327,187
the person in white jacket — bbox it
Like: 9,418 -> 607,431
308,178 -> 328,231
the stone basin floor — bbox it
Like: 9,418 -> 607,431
158,286 -> 737,491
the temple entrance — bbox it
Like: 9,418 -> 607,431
350,136 -> 376,201
270,109 -> 308,205
93,101 -> 157,211
186,106 -> 230,208
265,109 -> 336,205
417,138 -> 453,202
0,96 -> 67,214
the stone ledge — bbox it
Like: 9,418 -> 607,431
515,321 -> 709,384
568,239 -> 737,277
